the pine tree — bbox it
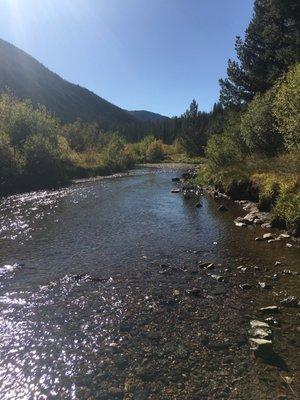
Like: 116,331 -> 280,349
219,0 -> 300,107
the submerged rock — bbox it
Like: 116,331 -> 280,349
280,296 -> 300,308
217,205 -> 228,212
209,274 -> 224,282
258,282 -> 271,290
239,283 -> 252,290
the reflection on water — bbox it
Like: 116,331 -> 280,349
0,167 -> 299,399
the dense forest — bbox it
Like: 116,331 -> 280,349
0,0 -> 299,231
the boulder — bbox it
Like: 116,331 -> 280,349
250,320 -> 270,329
263,233 -> 274,240
249,327 -> 272,340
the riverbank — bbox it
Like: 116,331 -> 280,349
191,152 -> 300,237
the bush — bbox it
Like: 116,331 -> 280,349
273,63 -> 300,151
24,134 -> 70,187
273,192 -> 300,235
146,140 -> 165,162
241,91 -> 283,156
205,133 -> 243,167
102,134 -> 134,172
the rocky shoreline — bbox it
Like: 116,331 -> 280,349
171,168 -> 300,248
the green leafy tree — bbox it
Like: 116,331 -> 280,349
241,91 -> 283,156
220,0 -> 300,107
273,63 -> 300,150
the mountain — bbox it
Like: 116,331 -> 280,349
129,110 -> 169,122
0,38 -> 136,127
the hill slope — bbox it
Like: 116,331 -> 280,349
0,38 -> 136,127
129,110 -> 169,122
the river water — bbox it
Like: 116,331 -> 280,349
0,166 -> 299,399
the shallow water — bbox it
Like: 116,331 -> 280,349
0,166 -> 299,399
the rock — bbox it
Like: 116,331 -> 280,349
282,269 -> 299,276
286,243 -> 293,248
255,237 -> 264,241
249,327 -> 272,340
280,296 -> 300,308
260,306 -> 279,313
249,338 -> 273,358
239,283 -> 252,290
261,223 -> 272,229
209,274 -> 224,282
268,239 -> 278,243
258,282 -> 271,290
274,261 -> 282,266
199,262 -> 214,269
171,188 -> 181,193
250,320 -> 270,329
217,205 -> 228,212
172,177 -> 180,182
263,233 -> 274,240
279,233 -> 291,239
265,317 -> 279,326
234,221 -> 247,227
195,202 -> 202,208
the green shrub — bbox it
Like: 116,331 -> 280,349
24,134 -> 69,186
205,133 -> 243,167
241,91 -> 283,156
273,63 -> 300,151
273,192 -> 300,235
146,140 -> 165,162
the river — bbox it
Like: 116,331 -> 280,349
0,165 -> 299,399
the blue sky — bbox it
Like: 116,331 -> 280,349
0,0 -> 254,116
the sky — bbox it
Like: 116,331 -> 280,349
0,0 -> 254,116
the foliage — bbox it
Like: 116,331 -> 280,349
273,63 -> 300,150
219,0 -> 300,106
205,133 -> 243,167
146,140 -> 165,162
240,91 -> 283,156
